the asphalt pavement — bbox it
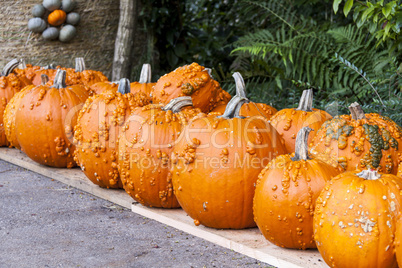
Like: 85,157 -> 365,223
0,160 -> 273,268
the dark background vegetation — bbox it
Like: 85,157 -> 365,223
136,0 -> 402,125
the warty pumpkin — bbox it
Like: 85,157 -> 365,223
211,72 -> 276,119
313,169 -> 402,268
0,60 -> 33,146
15,69 -> 89,168
118,97 -> 201,208
152,63 -> 221,113
171,92 -> 286,229
310,102 -> 402,174
253,127 -> 340,249
4,75 -> 49,149
74,79 -> 151,188
270,89 -> 332,153
129,64 -> 156,98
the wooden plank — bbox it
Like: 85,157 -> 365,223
0,148 -> 327,268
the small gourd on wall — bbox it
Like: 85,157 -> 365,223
27,0 -> 80,42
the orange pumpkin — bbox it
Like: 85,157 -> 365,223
0,59 -> 33,146
89,81 -> 118,95
310,102 -> 402,174
171,94 -> 286,229
152,63 -> 221,113
118,97 -> 201,208
16,70 -> 89,168
4,75 -> 49,149
130,64 -> 156,98
12,60 -> 41,81
395,216 -> 402,266
313,169 -> 402,268
48,10 -> 67,26
74,79 -> 151,188
270,89 -> 332,153
253,127 -> 340,249
211,73 -> 276,119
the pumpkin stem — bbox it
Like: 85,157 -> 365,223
356,169 -> 381,180
205,68 -> 213,78
117,78 -> 131,94
75,57 -> 86,72
296,89 -> 313,112
162,96 -> 193,113
41,74 -> 49,85
19,59 -> 27,70
348,102 -> 366,120
43,64 -> 56,70
139,64 -> 152,83
218,72 -> 250,119
52,69 -> 67,89
233,72 -> 248,99
291,127 -> 313,161
1,59 -> 19,77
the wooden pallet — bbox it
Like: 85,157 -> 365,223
0,148 -> 327,268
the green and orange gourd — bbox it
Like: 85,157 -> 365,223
310,102 -> 402,174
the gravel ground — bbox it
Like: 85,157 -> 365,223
0,160 -> 273,268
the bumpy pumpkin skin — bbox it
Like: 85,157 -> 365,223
171,113 -> 286,229
253,154 -> 339,249
13,64 -> 41,81
310,114 -> 402,174
395,216 -> 402,266
313,171 -> 402,268
152,63 -> 221,113
118,104 -> 200,208
0,73 -> 32,146
212,102 -> 277,120
130,82 -> 156,98
74,90 -> 150,188
270,108 -> 332,153
31,69 -> 58,86
89,82 -> 118,95
4,85 -> 36,148
15,83 -> 89,168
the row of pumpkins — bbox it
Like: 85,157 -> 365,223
1,58 -> 402,267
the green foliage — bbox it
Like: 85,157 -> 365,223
231,0 -> 402,125
332,0 -> 402,49
137,0 -> 402,126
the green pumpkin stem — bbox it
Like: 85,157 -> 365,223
52,69 -> 67,89
41,74 -> 49,85
356,169 -> 380,180
117,78 -> 131,94
296,89 -> 313,112
291,127 -> 313,161
139,64 -> 152,83
75,57 -> 86,72
162,96 -> 193,113
348,102 -> 366,120
1,59 -> 19,77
